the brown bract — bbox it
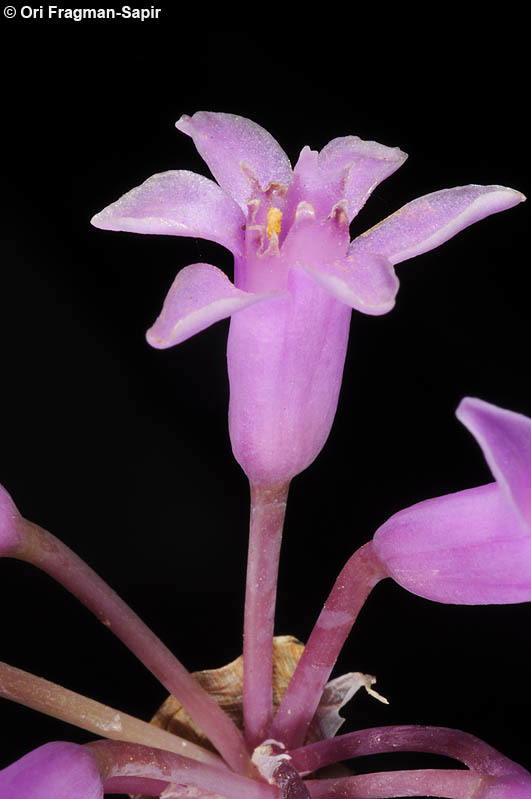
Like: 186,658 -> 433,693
150,636 -> 304,752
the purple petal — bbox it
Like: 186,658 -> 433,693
0,483 -> 23,557
280,199 -> 350,270
91,170 -> 245,257
146,263 -> 283,349
457,397 -> 531,529
319,136 -> 407,220
176,112 -> 292,212
351,185 -> 525,265
301,251 -> 398,315
284,147 -> 347,223
372,483 -> 531,605
0,742 -> 103,799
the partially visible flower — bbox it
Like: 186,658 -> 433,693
92,112 -> 524,488
0,483 -> 23,557
372,397 -> 531,604
0,742 -> 103,799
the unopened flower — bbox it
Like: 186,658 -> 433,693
91,112 -> 524,489
372,397 -> 531,604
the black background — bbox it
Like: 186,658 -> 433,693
1,14 -> 530,790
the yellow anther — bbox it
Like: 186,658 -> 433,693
266,207 -> 282,239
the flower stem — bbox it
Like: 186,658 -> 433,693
306,769 -> 485,799
10,519 -> 251,774
0,660 -> 225,768
243,482 -> 289,750
271,760 -> 312,799
87,739 -> 278,799
271,542 -> 386,749
288,725 -> 527,778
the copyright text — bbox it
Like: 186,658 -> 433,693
4,5 -> 162,20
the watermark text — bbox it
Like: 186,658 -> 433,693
4,5 -> 162,20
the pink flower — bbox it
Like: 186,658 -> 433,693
0,742 -> 103,799
373,397 -> 531,604
92,112 -> 524,488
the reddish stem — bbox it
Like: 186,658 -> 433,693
87,739 -> 277,799
10,520 -> 251,774
288,724 -> 527,778
271,541 -> 386,748
243,482 -> 289,750
0,660 -> 224,767
306,769 -> 485,799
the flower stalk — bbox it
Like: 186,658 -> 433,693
288,725 -> 527,778
243,482 -> 289,749
0,661 -> 224,767
3,510 -> 251,774
306,769 -> 485,799
271,541 -> 387,748
87,739 -> 277,799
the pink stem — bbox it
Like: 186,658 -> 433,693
0,660 -> 225,767
306,769 -> 485,799
243,482 -> 289,750
11,520 -> 251,775
103,775 -> 170,795
271,542 -> 386,748
288,725 -> 527,779
87,739 -> 278,799
271,760 -> 312,799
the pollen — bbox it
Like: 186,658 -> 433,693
266,207 -> 282,239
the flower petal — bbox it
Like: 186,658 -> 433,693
457,397 -> 531,529
0,742 -> 103,799
280,198 -> 350,270
91,171 -> 246,257
319,136 -> 407,220
301,251 -> 398,316
176,112 -> 292,212
351,185 -> 525,265
373,483 -> 531,605
146,263 -> 283,349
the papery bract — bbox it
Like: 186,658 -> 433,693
372,397 -> 531,604
0,742 -> 103,799
91,112 -> 524,488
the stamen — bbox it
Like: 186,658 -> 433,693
266,207 -> 282,239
